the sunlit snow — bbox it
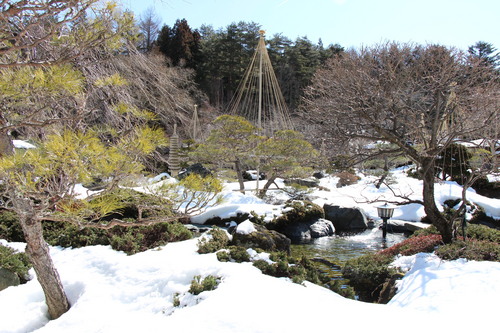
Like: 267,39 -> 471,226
1,167 -> 499,332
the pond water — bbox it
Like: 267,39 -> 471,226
291,228 -> 407,278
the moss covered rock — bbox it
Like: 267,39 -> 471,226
266,200 -> 329,242
231,223 -> 291,254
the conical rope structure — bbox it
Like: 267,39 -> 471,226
226,30 -> 293,135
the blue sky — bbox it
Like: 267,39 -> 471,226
122,0 -> 499,50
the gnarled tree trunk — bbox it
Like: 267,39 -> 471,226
421,157 -> 453,243
234,159 -> 246,194
259,174 -> 277,198
15,198 -> 70,320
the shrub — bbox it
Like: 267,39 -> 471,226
411,225 -> 440,237
469,209 -> 500,229
0,210 -> 23,242
107,222 -> 192,255
216,250 -> 231,262
342,253 -> 397,302
461,224 -> 500,243
43,220 -> 110,248
228,246 -> 251,263
435,239 -> 500,262
0,244 -> 31,283
379,234 -> 443,257
197,227 -> 229,254
215,246 -> 250,263
42,220 -> 192,255
189,275 -> 220,295
335,171 -> 359,187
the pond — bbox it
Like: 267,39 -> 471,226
291,228 -> 407,278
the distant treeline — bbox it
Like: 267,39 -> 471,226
154,19 -> 344,112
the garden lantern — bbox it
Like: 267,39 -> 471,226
376,203 -> 396,239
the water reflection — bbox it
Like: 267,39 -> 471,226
291,228 -> 407,266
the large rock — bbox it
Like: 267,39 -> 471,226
277,218 -> 335,241
267,200 -> 331,242
178,163 -> 212,180
231,223 -> 291,254
323,204 -> 368,232
310,218 -> 335,238
0,268 -> 20,291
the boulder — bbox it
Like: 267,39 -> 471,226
231,223 -> 291,254
0,268 -> 20,291
309,218 -> 335,238
313,171 -> 328,179
243,170 -> 265,181
267,200 -> 332,242
323,204 -> 368,232
196,212 -> 250,227
178,163 -> 212,180
277,218 -> 335,241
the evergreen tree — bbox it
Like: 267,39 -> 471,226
0,126 -> 166,319
257,130 -> 319,197
190,115 -> 261,193
195,21 -> 261,107
0,0 -> 169,320
468,41 -> 500,69
157,19 -> 201,68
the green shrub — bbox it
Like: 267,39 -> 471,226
189,275 -> 220,295
107,222 -> 192,255
0,244 -> 31,283
0,210 -> 23,242
411,225 -> 440,237
252,253 -> 354,298
0,194 -> 192,255
228,246 -> 251,262
43,221 -> 110,248
462,224 -> 500,242
435,239 -> 500,262
216,250 -> 231,262
253,259 -> 274,274
110,232 -> 143,254
197,227 -> 229,254
342,253 -> 397,302
469,209 -> 500,228
215,246 -> 250,263
43,220 -> 192,255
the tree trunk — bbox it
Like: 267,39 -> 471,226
234,159 -> 245,194
15,199 -> 70,319
421,157 -> 453,243
0,128 -> 14,157
259,175 -> 277,198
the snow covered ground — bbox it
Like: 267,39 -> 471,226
1,168 -> 499,332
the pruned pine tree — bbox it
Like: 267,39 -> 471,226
0,1 -> 138,155
191,115 -> 261,193
256,130 -> 319,197
0,1 -> 136,68
0,0 -> 178,320
0,128 -> 166,319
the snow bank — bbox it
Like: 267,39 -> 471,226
1,239 -> 499,332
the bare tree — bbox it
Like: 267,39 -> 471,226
302,42 -> 499,243
138,6 -> 161,51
